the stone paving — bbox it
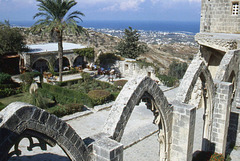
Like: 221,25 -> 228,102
9,102 -> 159,161
7,85 -> 240,161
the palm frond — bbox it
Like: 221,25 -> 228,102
33,0 -> 85,36
66,11 -> 85,22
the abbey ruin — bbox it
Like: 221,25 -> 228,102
1,0 -> 240,160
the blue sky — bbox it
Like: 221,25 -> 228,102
0,0 -> 201,22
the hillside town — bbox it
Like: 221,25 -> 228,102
92,28 -> 197,46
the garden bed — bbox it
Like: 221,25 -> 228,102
0,72 -> 122,117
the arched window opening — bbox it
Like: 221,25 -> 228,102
32,59 -> 49,73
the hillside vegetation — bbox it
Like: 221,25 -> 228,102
21,28 -> 198,74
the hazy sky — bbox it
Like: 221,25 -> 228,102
0,0 -> 201,22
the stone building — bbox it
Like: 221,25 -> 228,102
179,0 -> 240,156
201,0 -> 240,33
20,42 -> 86,73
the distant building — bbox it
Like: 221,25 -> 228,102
19,42 -> 86,73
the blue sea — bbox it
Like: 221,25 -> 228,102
11,20 -> 200,34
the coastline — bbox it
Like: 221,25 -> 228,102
10,20 -> 200,34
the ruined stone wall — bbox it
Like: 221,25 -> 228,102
114,60 -> 160,83
201,0 -> 240,33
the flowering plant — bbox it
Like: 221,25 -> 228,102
209,152 -> 224,161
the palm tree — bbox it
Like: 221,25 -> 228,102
32,0 -> 85,82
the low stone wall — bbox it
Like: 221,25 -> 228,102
114,59 -> 160,83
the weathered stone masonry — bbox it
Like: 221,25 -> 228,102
0,102 -> 89,161
0,76 -> 198,161
2,0 -> 240,160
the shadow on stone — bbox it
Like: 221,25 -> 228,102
192,151 -> 213,161
226,112 -> 239,155
9,153 -> 70,161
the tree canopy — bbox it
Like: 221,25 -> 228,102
168,61 -> 188,79
32,0 -> 85,82
32,0 -> 85,36
0,21 -> 27,55
116,27 -> 147,59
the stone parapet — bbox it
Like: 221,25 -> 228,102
195,33 -> 240,52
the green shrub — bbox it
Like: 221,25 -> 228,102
0,72 -> 11,84
0,102 -> 5,111
65,103 -> 84,113
88,90 -> 113,105
96,53 -> 121,67
0,88 -> 21,98
168,61 -> 188,79
20,72 -> 41,84
73,48 -> 94,59
114,80 -> 128,87
20,72 -> 41,92
81,72 -> 92,83
41,83 -> 93,107
29,92 -> 48,109
47,105 -> 66,117
56,78 -> 82,87
47,103 -> 84,117
0,73 -> 21,97
157,74 -> 178,87
111,91 -> 120,100
0,83 -> 19,89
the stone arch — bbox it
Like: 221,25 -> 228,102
177,58 -> 215,104
177,57 -> 215,151
55,57 -> 71,71
215,50 -> 240,110
32,58 -> 50,72
102,76 -> 172,160
0,102 -> 89,161
215,50 -> 240,82
73,56 -> 84,67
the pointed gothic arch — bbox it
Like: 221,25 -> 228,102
177,57 -> 216,151
103,76 -> 173,160
215,50 -> 240,82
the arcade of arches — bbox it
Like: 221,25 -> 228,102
20,51 -> 86,73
